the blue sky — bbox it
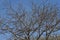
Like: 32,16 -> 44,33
0,0 -> 60,40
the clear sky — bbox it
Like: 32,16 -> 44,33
0,0 -> 60,40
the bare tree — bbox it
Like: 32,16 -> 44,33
0,0 -> 60,40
